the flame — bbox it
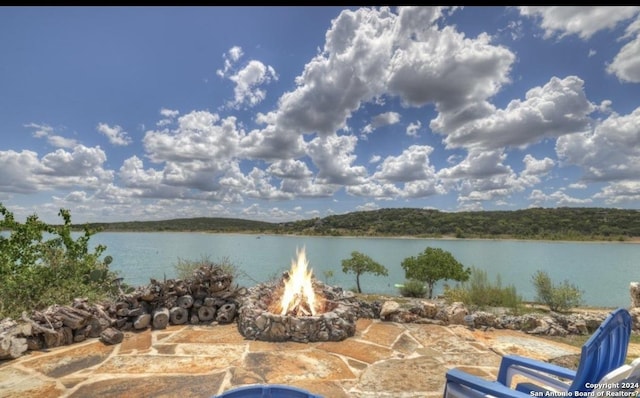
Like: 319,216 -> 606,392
275,247 -> 325,316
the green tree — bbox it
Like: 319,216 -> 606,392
401,247 -> 471,299
341,251 -> 388,293
0,204 -> 119,319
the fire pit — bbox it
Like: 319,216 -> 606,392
237,247 -> 358,342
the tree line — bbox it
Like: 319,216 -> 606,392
77,207 -> 640,241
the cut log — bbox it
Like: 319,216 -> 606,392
0,319 -> 31,359
152,307 -> 170,329
169,307 -> 188,325
216,303 -> 237,324
197,306 -> 216,322
44,330 -> 65,348
0,335 -> 28,359
189,313 -> 199,324
58,306 -> 91,329
61,326 -> 74,345
127,307 -> 145,317
133,313 -> 151,330
73,326 -> 88,343
177,294 -> 194,309
87,317 -> 105,338
100,327 -> 123,345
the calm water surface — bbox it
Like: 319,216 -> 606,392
89,232 -> 640,309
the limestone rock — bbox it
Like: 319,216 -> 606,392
379,301 -> 401,320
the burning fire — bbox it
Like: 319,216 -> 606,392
270,247 -> 326,317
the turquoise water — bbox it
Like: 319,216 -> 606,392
88,232 -> 640,309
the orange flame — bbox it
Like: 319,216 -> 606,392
276,247 -> 325,316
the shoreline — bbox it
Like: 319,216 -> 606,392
87,229 -> 640,244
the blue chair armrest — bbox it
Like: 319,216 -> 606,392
497,355 -> 577,386
445,368 -> 532,398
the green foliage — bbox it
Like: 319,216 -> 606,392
531,270 -> 584,312
398,279 -> 427,298
443,267 -> 522,311
401,247 -> 471,299
281,207 -> 640,240
0,204 -> 120,320
341,251 -> 388,293
77,207 -> 640,241
323,270 -> 335,285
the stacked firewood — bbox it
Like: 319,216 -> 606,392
0,265 -> 245,360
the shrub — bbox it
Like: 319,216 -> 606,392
174,254 -> 242,281
0,204 -> 120,320
531,270 -> 583,312
398,279 -> 427,298
443,267 -> 522,312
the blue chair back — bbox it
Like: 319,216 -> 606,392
569,308 -> 632,392
215,384 -> 323,398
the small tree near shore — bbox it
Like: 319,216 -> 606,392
531,270 -> 583,312
401,247 -> 471,299
341,251 -> 388,293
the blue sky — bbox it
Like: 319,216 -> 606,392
1,6 -> 640,223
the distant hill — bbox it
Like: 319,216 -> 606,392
77,207 -> 640,241
81,217 -> 275,233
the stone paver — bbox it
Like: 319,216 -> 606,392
0,320 -> 592,397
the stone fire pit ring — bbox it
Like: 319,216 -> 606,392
237,280 -> 358,342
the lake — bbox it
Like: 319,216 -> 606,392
89,232 -> 640,309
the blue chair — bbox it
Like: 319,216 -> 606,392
444,307 -> 632,397
215,384 -> 323,398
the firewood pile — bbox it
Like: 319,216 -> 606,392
0,265 -> 246,360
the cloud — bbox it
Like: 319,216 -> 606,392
529,189 -> 593,206
346,181 -> 401,199
520,154 -> 555,186
438,149 -> 523,204
217,46 -> 244,78
217,46 -> 278,109
594,181 -> 640,205
0,150 -> 43,193
144,111 -> 243,163
406,121 -> 421,138
97,123 -> 132,146
0,145 -> 113,194
518,6 -> 640,40
520,7 -> 640,84
361,111 -> 401,136
266,159 -> 313,180
306,134 -> 367,185
556,106 -> 640,181
157,108 -> 180,127
607,17 -> 640,83
433,76 -> 595,151
373,145 -> 436,182
227,60 -> 278,109
25,123 -> 78,148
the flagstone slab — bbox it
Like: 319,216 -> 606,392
95,354 -> 238,374
68,373 -> 226,398
174,343 -> 246,358
119,331 -> 153,354
162,324 -> 246,344
360,321 -> 405,346
244,350 -> 355,384
316,339 -> 395,364
0,367 -> 62,397
248,340 -> 314,352
357,355 -> 447,396
18,339 -> 115,378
